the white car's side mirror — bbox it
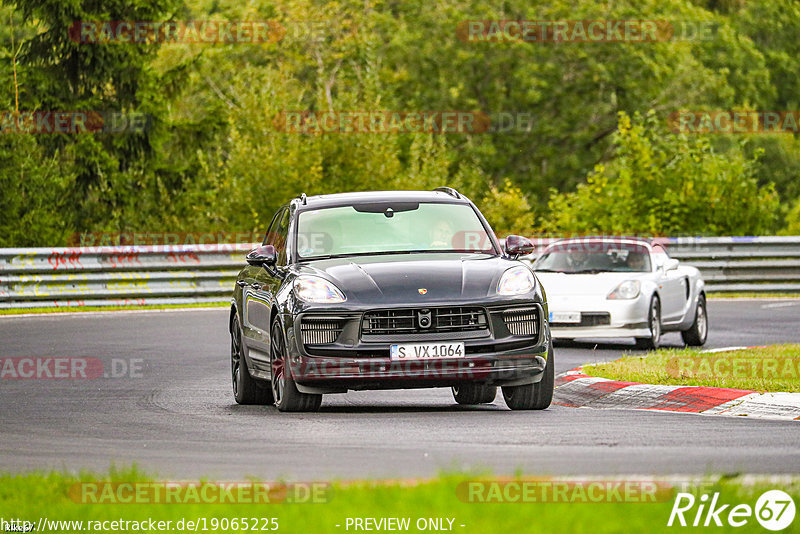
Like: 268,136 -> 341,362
663,258 -> 680,271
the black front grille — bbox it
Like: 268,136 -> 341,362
362,309 -> 416,334
503,308 -> 539,336
362,307 -> 488,336
301,318 -> 345,345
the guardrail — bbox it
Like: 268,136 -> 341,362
0,244 -> 255,309
0,237 -> 798,309
663,236 -> 800,293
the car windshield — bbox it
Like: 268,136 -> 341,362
533,241 -> 652,273
296,202 -> 496,259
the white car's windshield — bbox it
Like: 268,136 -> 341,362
296,202 -> 496,259
534,241 -> 652,273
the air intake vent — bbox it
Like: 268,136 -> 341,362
503,308 -> 539,336
362,307 -> 488,336
300,318 -> 344,345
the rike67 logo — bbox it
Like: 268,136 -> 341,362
668,490 -> 795,531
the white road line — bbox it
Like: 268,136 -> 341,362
0,307 -> 227,319
700,346 -> 752,354
761,301 -> 799,309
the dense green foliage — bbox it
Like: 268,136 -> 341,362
1,0 -> 799,245
3,468 -> 800,534
545,111 -> 780,235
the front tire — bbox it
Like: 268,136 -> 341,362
231,313 -> 273,405
452,384 -> 497,405
270,319 -> 322,412
502,342 -> 554,410
681,295 -> 708,346
635,297 -> 661,350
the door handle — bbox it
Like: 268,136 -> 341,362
251,283 -> 262,291
236,280 -> 248,288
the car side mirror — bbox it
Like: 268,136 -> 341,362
246,245 -> 277,267
504,235 -> 535,259
663,258 -> 679,271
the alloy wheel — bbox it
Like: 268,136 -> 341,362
270,322 -> 286,405
231,317 -> 243,397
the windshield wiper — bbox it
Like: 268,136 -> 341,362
532,268 -> 564,273
297,253 -> 349,261
570,268 -> 611,274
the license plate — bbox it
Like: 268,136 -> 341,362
390,342 -> 465,361
549,311 -> 581,324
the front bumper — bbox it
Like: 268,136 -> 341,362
284,303 -> 550,393
548,294 -> 650,339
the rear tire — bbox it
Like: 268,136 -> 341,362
270,319 -> 322,412
452,384 -> 497,405
231,313 -> 273,405
502,342 -> 554,410
681,295 -> 708,346
635,297 -> 661,350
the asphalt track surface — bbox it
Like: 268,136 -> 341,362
1,300 -> 798,480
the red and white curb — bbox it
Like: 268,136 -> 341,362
554,367 -> 800,421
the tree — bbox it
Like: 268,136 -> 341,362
478,179 -> 536,237
544,111 -> 780,236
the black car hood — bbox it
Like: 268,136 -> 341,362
294,253 -> 520,305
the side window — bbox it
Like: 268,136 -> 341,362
274,208 -> 291,266
262,208 -> 284,246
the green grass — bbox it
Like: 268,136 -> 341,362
1,468 -> 798,533
0,302 -> 229,315
583,344 -> 800,393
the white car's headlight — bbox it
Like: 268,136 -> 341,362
294,276 -> 346,303
607,280 -> 641,300
498,266 -> 536,295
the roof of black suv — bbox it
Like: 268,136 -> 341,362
292,189 -> 468,211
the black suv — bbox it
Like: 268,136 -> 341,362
229,188 -> 553,412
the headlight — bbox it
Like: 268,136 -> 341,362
497,266 -> 536,295
607,280 -> 641,300
294,276 -> 346,303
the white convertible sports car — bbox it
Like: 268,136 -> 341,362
530,237 -> 707,349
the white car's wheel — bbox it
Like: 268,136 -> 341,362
681,295 -> 708,346
635,297 -> 661,350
